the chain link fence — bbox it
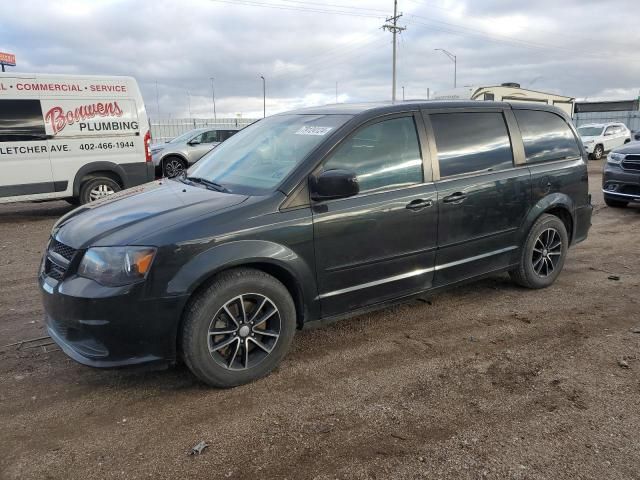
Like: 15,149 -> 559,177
150,117 -> 259,144
574,111 -> 640,133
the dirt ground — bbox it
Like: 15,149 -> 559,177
1,159 -> 639,480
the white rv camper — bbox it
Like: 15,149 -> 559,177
434,83 -> 575,117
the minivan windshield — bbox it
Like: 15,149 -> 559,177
187,114 -> 351,195
578,126 -> 603,137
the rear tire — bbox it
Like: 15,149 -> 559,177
181,268 -> 296,388
605,197 -> 628,208
510,214 -> 568,289
78,176 -> 121,205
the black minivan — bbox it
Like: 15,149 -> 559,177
40,101 -> 592,387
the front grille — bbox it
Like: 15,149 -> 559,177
43,239 -> 77,281
621,160 -> 640,172
50,239 -> 77,261
44,258 -> 65,280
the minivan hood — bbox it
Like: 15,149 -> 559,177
54,180 -> 248,248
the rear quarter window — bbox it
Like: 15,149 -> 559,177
0,99 -> 46,142
514,110 -> 580,163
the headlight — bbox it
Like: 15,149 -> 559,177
607,153 -> 625,165
78,246 -> 156,286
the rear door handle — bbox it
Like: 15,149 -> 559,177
443,192 -> 467,204
406,198 -> 433,210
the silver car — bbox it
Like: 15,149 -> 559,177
151,127 -> 240,177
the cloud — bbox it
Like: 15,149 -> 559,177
1,0 -> 638,118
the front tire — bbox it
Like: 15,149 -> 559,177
605,197 -> 628,208
592,144 -> 604,160
162,156 -> 186,178
510,214 -> 569,289
181,268 -> 296,388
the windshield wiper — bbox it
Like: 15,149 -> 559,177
185,176 -> 230,193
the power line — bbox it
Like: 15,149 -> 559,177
405,17 -> 620,61
209,0 -> 385,19
269,32 -> 380,78
276,0 -> 389,14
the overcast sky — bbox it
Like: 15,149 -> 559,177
1,0 -> 638,118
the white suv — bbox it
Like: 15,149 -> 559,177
577,122 -> 631,160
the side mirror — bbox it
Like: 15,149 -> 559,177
310,169 -> 359,201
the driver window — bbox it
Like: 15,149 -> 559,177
201,130 -> 220,143
322,116 -> 423,193
190,133 -> 204,144
604,126 -> 615,135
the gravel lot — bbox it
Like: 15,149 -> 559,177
1,159 -> 639,480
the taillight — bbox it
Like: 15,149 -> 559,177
143,130 -> 152,162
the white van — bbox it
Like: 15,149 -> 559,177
0,73 -> 154,204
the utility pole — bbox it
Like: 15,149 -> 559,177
402,86 -> 405,101
382,0 -> 406,103
210,77 -> 217,122
260,75 -> 266,118
335,81 -> 338,103
427,87 -> 430,100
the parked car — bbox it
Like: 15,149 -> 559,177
151,127 -> 239,177
0,73 -> 154,205
40,101 -> 592,387
577,122 -> 631,160
602,143 -> 640,207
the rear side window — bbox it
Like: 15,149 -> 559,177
430,112 -> 513,178
219,130 -> 237,141
323,116 -> 423,193
0,99 -> 46,142
514,110 -> 580,163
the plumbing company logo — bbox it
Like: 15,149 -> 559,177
45,101 -> 124,134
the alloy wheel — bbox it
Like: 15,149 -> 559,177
89,183 -> 116,201
594,146 -> 603,160
207,294 -> 281,371
164,159 -> 185,178
531,227 -> 562,277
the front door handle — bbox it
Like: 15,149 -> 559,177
406,198 -> 433,210
443,192 -> 467,204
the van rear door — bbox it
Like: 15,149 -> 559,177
0,99 -> 55,199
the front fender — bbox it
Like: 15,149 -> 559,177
166,239 -> 318,314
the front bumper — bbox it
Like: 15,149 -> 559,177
40,274 -> 188,369
602,163 -> 640,202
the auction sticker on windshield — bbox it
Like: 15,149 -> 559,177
295,126 -> 333,136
